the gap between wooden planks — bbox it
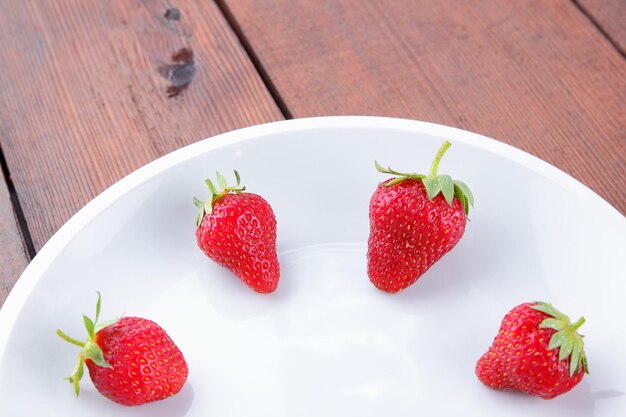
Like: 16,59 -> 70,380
0,167 -> 29,307
576,0 -> 626,55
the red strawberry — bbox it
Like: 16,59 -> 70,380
56,293 -> 188,406
367,141 -> 473,292
194,170 -> 279,293
476,301 -> 588,399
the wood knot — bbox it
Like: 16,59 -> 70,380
158,48 -> 196,98
164,8 -> 181,21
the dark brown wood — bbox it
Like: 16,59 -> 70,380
0,173 -> 29,307
578,0 -> 626,53
0,0 -> 283,251
222,0 -> 626,213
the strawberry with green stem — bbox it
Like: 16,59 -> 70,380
367,140 -> 473,292
56,293 -> 188,406
476,301 -> 588,399
194,170 -> 280,293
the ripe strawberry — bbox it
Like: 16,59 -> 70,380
56,293 -> 188,406
476,301 -> 588,399
194,170 -> 279,293
367,141 -> 473,292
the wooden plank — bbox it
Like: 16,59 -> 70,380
221,0 -> 626,213
577,0 -> 626,53
0,0 -> 283,251
0,171 -> 29,307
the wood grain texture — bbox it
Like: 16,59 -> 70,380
221,0 -> 626,213
0,0 -> 283,251
0,171 -> 29,307
577,0 -> 626,53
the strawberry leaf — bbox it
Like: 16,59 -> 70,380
374,160 -> 387,173
68,358 -> 84,397
56,329 -> 85,347
67,354 -> 83,382
83,341 -> 112,369
94,318 -> 119,333
204,199 -> 213,216
74,360 -> 84,396
195,207 -> 204,227
571,342 -> 583,376
386,177 -> 407,186
531,302 -> 567,320
459,195 -> 467,215
234,170 -> 241,186
95,292 -> 102,324
205,179 -> 216,195
423,176 -> 441,200
539,318 -> 566,331
439,174 -> 454,205
83,315 -> 95,339
454,180 -> 474,208
192,197 -> 204,209
376,161 -> 425,184
559,335 -> 575,362
548,329 -> 567,350
581,354 -> 589,374
216,171 -> 227,189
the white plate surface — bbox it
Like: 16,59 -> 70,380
0,117 -> 624,416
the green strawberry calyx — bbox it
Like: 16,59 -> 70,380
193,170 -> 246,227
375,141 -> 474,214
56,292 -> 118,396
531,301 -> 589,377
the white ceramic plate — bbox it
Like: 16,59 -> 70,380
0,117 -> 624,416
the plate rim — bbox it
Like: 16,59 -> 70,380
0,115 -> 623,363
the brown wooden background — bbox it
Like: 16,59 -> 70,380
1,0 -> 624,306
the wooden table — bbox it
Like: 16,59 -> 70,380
0,0 -> 624,306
